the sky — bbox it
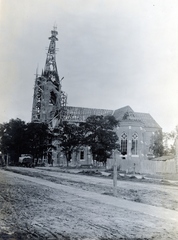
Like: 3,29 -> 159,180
0,0 -> 178,132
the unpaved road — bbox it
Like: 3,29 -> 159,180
6,167 -> 178,211
1,168 -> 178,239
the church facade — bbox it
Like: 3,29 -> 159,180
31,28 -> 161,166
63,105 -> 161,166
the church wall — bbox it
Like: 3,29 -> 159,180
52,121 -> 161,167
106,124 -> 163,172
71,146 -> 92,166
115,121 -> 145,162
57,146 -> 93,167
55,125 -> 160,167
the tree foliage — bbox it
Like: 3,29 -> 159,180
57,121 -> 84,166
0,119 -> 26,163
0,119 -> 52,164
163,126 -> 178,155
0,115 -> 120,166
150,130 -> 164,157
25,122 -> 53,163
82,115 -> 120,165
56,115 -> 120,166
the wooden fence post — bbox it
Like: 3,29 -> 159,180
113,150 -> 117,196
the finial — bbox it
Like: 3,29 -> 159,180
50,23 -> 58,39
53,22 -> 57,31
35,64 -> 39,77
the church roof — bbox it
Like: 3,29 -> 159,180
134,112 -> 161,129
65,105 -> 161,129
65,106 -> 113,122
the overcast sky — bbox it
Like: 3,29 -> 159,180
0,0 -> 178,132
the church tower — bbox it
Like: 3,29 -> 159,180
31,27 -> 67,129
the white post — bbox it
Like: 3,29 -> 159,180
113,150 -> 117,196
175,136 -> 178,173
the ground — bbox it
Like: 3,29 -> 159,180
1,166 -> 178,239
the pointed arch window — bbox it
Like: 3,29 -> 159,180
121,132 -> 127,155
131,133 -> 138,155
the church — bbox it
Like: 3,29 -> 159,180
31,27 -> 161,167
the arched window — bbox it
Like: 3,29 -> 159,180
131,133 -> 138,155
121,132 -> 127,155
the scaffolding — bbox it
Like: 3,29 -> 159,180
31,27 -> 67,129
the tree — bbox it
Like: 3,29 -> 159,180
25,122 -> 53,164
163,126 -> 178,155
57,121 -> 84,167
150,130 -> 164,157
0,119 -> 53,165
82,115 -> 120,166
0,118 -> 26,164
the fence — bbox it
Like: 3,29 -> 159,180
107,156 -> 177,174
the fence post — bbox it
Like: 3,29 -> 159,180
113,150 -> 117,196
175,136 -> 178,173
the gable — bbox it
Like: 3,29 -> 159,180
113,106 -> 134,120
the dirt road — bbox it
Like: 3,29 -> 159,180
6,167 -> 178,211
1,168 -> 178,239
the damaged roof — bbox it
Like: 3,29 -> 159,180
65,105 -> 161,129
65,106 -> 113,122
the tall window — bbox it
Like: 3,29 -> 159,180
80,150 -> 84,160
121,132 -> 127,155
131,133 -> 138,155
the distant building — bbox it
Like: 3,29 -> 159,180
31,28 -> 161,166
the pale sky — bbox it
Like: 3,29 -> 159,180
0,0 -> 178,132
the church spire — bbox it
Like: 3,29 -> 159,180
44,26 -> 59,85
31,26 -> 67,126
